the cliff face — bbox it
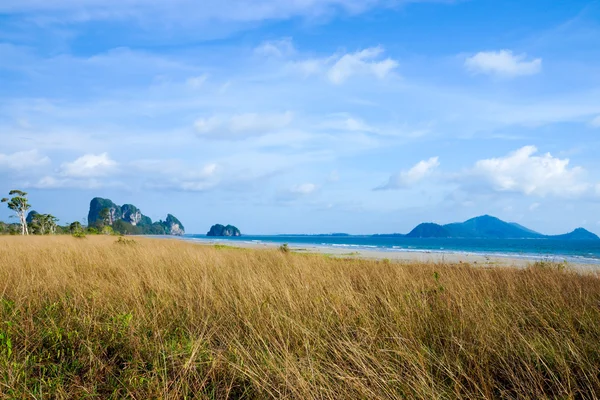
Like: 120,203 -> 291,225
87,198 -> 185,236
166,214 -> 185,236
207,224 -> 241,237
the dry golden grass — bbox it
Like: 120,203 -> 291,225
1,235 -> 600,399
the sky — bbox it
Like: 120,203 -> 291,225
1,0 -> 600,235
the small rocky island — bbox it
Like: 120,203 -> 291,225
207,224 -> 241,237
87,197 -> 185,235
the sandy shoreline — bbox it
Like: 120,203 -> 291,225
175,237 -> 600,272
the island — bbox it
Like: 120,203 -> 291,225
207,224 -> 241,237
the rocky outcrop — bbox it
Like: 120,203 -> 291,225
207,224 -> 241,237
165,214 -> 185,236
87,197 -> 185,236
121,204 -> 144,226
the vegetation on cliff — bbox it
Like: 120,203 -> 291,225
87,197 -> 184,235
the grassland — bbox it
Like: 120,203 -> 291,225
1,236 -> 599,399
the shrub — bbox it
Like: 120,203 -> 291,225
115,236 -> 137,245
279,243 -> 290,253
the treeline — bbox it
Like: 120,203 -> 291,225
1,189 -> 115,237
1,189 -> 177,237
1,189 -> 89,237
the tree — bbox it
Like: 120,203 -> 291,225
1,190 -> 31,235
69,221 -> 83,233
30,213 -> 59,235
98,208 -> 111,227
45,214 -> 59,234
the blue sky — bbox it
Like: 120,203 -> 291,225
1,0 -> 600,234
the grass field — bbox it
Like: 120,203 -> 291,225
1,236 -> 599,399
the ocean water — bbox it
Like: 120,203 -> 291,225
182,234 -> 600,265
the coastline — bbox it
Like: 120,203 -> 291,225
174,236 -> 600,272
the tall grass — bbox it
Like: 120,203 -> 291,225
1,236 -> 599,399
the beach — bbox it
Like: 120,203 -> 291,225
181,237 -> 600,272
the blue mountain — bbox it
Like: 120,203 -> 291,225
401,215 -> 599,240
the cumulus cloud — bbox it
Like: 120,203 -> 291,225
195,111 -> 294,139
0,149 -> 50,171
467,146 -> 588,197
465,50 -> 542,77
60,153 -> 118,178
377,157 -> 440,190
290,46 -> 398,84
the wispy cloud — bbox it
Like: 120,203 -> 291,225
288,46 -> 399,84
0,0 -> 435,25
0,149 -> 50,171
195,112 -> 294,140
255,38 -> 296,58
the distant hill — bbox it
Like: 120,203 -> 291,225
444,215 -> 543,239
406,223 -> 451,238
378,215 -> 599,240
550,228 -> 600,241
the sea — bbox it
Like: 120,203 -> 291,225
180,234 -> 600,265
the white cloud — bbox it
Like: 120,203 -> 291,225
131,159 -> 220,192
0,149 -> 50,170
255,38 -> 296,58
328,47 -> 398,84
290,183 -> 317,195
60,153 -> 118,178
328,170 -> 340,182
132,159 -> 218,180
32,176 -> 106,189
0,0 -> 401,24
321,115 -> 378,133
465,50 -> 542,78
468,146 -> 588,197
288,46 -> 398,84
529,202 -> 540,211
377,157 -> 440,190
195,111 -> 294,139
590,115 -> 600,128
186,74 -> 208,89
